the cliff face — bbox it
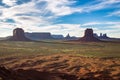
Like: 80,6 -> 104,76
25,32 -> 53,40
79,29 -> 101,42
8,28 -> 31,41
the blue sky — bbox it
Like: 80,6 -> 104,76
0,0 -> 120,37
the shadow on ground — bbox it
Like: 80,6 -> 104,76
0,66 -> 77,80
0,66 -> 119,80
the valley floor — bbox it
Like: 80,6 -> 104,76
0,41 -> 120,80
0,54 -> 120,80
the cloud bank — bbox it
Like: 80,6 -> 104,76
0,0 -> 120,37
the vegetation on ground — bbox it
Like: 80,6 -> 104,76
0,41 -> 120,58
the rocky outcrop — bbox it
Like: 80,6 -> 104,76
64,34 -> 78,40
79,29 -> 101,42
65,33 -> 71,39
7,28 -> 31,41
99,33 -> 109,39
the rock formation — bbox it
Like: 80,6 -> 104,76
52,35 -> 64,39
25,32 -> 53,40
65,33 -> 71,39
79,28 -> 101,42
8,28 -> 31,41
99,33 -> 109,39
93,33 -> 110,39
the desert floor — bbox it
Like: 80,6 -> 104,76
0,41 -> 120,80
0,54 -> 120,80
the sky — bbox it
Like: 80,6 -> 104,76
0,0 -> 120,38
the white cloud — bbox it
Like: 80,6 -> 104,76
105,21 -> 120,25
0,0 -> 49,27
0,22 -> 16,37
82,21 -> 120,26
82,22 -> 102,26
24,24 -> 84,37
1,1 -> 39,18
42,0 -> 120,16
0,0 -> 120,38
80,0 -> 120,13
0,0 -> 120,23
43,0 -> 80,16
42,0 -> 120,17
108,10 -> 120,17
2,0 -> 17,6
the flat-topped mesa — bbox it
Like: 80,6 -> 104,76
79,28 -> 101,42
25,32 -> 54,40
8,28 -> 31,41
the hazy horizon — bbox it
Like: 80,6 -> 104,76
0,0 -> 120,38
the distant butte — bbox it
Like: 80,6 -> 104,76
78,28 -> 101,42
7,28 -> 31,41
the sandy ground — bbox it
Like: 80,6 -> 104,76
0,54 -> 120,80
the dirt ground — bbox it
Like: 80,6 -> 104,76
0,54 -> 120,80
